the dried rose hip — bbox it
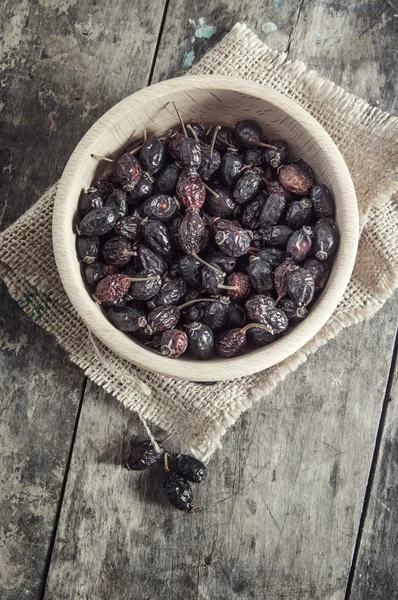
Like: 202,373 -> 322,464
287,267 -> 316,306
245,147 -> 265,167
114,214 -> 141,241
207,126 -> 237,151
279,298 -> 308,324
176,169 -> 205,210
310,184 -> 335,219
163,469 -> 196,513
233,168 -> 262,205
77,206 -> 117,236
126,439 -> 162,470
248,257 -> 273,294
93,273 -> 131,304
244,295 -> 289,334
263,139 -> 289,168
226,302 -> 246,328
225,272 -> 251,300
180,136 -> 202,170
108,304 -> 150,333
136,244 -> 166,276
154,163 -> 181,194
220,152 -> 244,187
186,322 -> 214,359
77,236 -> 99,264
201,266 -> 225,295
181,302 -> 208,324
235,120 -> 266,148
176,454 -> 207,483
313,217 -> 339,260
285,198 -> 313,230
102,236 -> 135,266
208,251 -> 236,274
215,328 -> 246,357
286,226 -> 313,262
129,270 -> 162,301
141,194 -> 180,222
105,189 -> 128,219
142,220 -> 172,255
178,209 -> 205,255
205,187 -> 236,218
246,325 -> 275,347
79,188 -> 103,215
84,262 -> 117,286
303,258 -> 330,291
128,173 -> 154,202
168,131 -> 184,159
242,193 -> 267,230
139,135 -> 167,175
150,278 -> 187,307
204,297 -> 230,330
279,160 -> 314,195
259,192 -> 287,227
260,225 -> 293,248
257,247 -> 286,269
199,142 -> 221,181
214,222 -> 251,257
274,258 -> 299,301
116,152 -> 142,190
148,305 -> 179,333
160,329 -> 188,358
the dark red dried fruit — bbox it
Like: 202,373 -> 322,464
199,142 -> 221,181
215,328 -> 246,357
114,214 -> 141,241
208,251 -> 236,274
105,189 -> 128,219
214,221 -> 251,257
248,257 -> 273,294
77,236 -> 99,264
84,262 -> 117,286
178,254 -> 202,288
154,163 -> 181,194
244,295 -> 289,334
285,198 -> 313,230
262,139 -> 289,168
108,304 -> 150,333
141,194 -> 179,222
226,302 -> 246,328
148,305 -> 179,333
163,470 -> 196,513
176,454 -> 207,483
201,266 -> 224,295
207,126 -> 237,151
313,217 -> 339,260
95,178 -> 115,199
128,173 -> 154,202
79,188 -> 103,215
103,236 -> 135,266
180,136 -> 202,170
182,302 -> 208,324
205,187 -> 236,218
136,244 -> 166,276
274,258 -> 299,300
279,161 -> 314,195
245,148 -> 265,167
126,439 -> 162,470
204,298 -> 230,330
279,299 -> 308,324
77,206 -> 117,236
233,168 -> 262,205
220,152 -> 244,187
176,169 -> 205,210
246,325 -> 275,347
129,270 -> 162,301
186,322 -> 214,359
310,184 -> 335,219
142,220 -> 172,255
257,247 -> 286,269
260,192 -> 287,228
303,258 -> 330,291
116,152 -> 143,191
286,226 -> 313,262
167,131 -> 185,160
160,329 -> 188,358
242,193 -> 267,230
235,120 -> 264,148
139,135 -> 166,175
225,272 -> 251,300
150,278 -> 187,307
287,267 -> 316,306
178,210 -> 205,255
93,273 -> 131,304
260,225 -> 293,248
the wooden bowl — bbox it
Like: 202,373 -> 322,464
53,75 -> 358,381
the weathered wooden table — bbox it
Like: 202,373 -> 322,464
1,1 -> 397,599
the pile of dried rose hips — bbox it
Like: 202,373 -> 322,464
76,110 -> 339,360
126,437 -> 206,513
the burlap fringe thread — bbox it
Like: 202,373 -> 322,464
1,23 -> 397,460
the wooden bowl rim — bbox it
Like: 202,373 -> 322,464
53,75 -> 358,381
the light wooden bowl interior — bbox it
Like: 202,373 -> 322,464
53,75 -> 358,381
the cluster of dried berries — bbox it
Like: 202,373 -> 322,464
76,113 -> 339,359
125,437 -> 207,513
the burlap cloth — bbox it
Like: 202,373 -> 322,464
1,24 -> 397,460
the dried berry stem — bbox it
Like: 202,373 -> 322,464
241,323 -> 274,335
164,453 -> 170,472
128,276 -> 160,282
257,142 -> 278,150
177,298 -> 218,311
209,126 -> 221,154
190,252 -> 225,275
123,251 -> 138,257
90,154 -> 117,164
248,247 -> 260,252
186,124 -> 200,143
203,182 -> 219,198
217,284 -> 239,291
172,102 -> 187,138
127,130 -> 148,155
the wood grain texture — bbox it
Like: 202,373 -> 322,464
350,346 -> 398,600
53,75 -> 358,381
42,300 -> 397,600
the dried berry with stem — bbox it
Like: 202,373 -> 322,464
163,454 -> 197,513
286,226 -> 313,262
102,236 -> 136,266
274,258 -> 299,302
310,184 -> 335,219
279,160 -> 314,195
160,329 -> 188,358
313,217 -> 339,260
259,192 -> 287,227
76,206 -> 117,237
287,267 -> 316,307
176,454 -> 207,483
77,236 -> 99,264
215,323 -> 274,358
79,188 -> 103,215
185,321 -> 214,359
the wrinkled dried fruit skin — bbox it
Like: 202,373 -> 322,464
180,137 -> 202,170
303,258 -> 330,291
259,193 -> 287,227
285,198 -> 313,230
116,152 -> 143,190
182,302 -> 208,324
226,302 -> 246,328
233,169 -> 262,205
279,298 -> 308,324
128,173 -> 154,202
84,262 -> 116,286
205,188 -> 236,218
216,328 -> 246,358
77,206 -> 117,236
245,148 -> 265,167
286,227 -> 313,262
242,193 -> 266,230
313,217 -> 339,260
226,272 -> 251,300
141,194 -> 179,222
207,126 -> 237,151
244,295 -> 289,334
202,266 -> 225,295
220,152 -> 244,187
279,161 -> 314,195
105,189 -> 128,219
103,236 -> 133,266
246,326 -> 275,346
108,304 -> 148,332
137,244 -> 166,275
126,440 -> 162,470
274,258 -> 299,300
287,267 -> 316,306
214,222 -> 251,257
208,251 -> 236,274
77,236 -> 99,264
114,214 -> 141,240
163,471 -> 196,512
178,210 -> 205,255
235,119 -> 264,147
154,163 -> 181,194
260,225 -> 292,248
257,247 -> 286,270
79,189 -> 104,215
129,270 -> 162,301
204,300 -> 229,330
186,322 -> 214,359
178,254 -> 202,288
151,278 -> 187,307
167,131 -> 185,160
160,329 -> 188,358
248,258 -> 273,294
267,180 -> 294,199
188,122 -> 205,138
263,139 -> 289,168
198,143 -> 221,181
139,135 -> 166,175
142,220 -> 172,255
176,454 -> 207,483
310,184 -> 335,219
148,305 -> 179,333
95,178 -> 115,199
94,273 -> 131,304
176,169 -> 206,210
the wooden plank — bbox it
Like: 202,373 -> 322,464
349,343 -> 398,600
0,0 -> 166,598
